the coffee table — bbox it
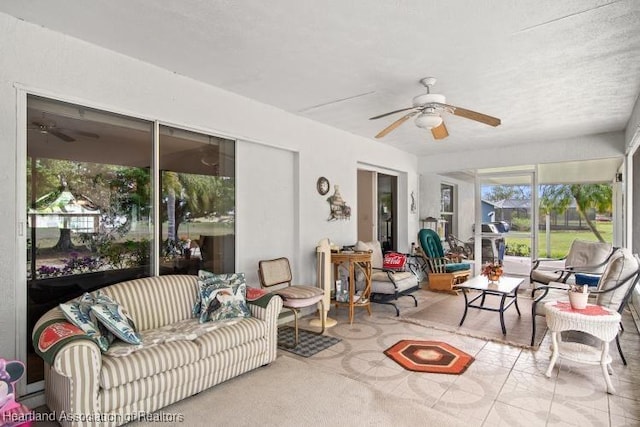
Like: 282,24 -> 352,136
454,275 -> 525,335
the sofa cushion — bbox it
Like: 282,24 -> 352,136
100,339 -> 201,389
196,272 -> 251,323
194,317 -> 267,357
103,317 -> 243,358
103,275 -> 198,331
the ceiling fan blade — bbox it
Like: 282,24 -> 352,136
442,104 -> 501,127
375,111 -> 418,138
47,129 -> 76,142
31,120 -> 76,141
431,122 -> 449,140
369,106 -> 417,120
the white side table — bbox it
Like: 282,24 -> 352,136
544,301 -> 621,394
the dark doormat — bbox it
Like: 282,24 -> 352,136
277,326 -> 341,357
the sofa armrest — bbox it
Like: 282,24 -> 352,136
45,340 -> 102,427
247,294 -> 283,364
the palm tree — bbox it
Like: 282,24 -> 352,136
539,184 -> 612,242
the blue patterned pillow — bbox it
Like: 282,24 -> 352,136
90,294 -> 141,345
59,293 -> 114,351
196,271 -> 251,323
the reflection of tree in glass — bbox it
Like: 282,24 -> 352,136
29,158 -> 151,251
162,172 -> 235,243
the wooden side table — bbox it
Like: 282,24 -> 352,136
544,301 -> 621,394
330,251 -> 372,324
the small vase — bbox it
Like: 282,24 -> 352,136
568,291 -> 589,309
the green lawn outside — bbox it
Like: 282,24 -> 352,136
505,222 -> 613,258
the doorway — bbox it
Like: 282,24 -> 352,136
477,171 -> 537,276
357,169 -> 397,250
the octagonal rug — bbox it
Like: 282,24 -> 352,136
384,340 -> 474,374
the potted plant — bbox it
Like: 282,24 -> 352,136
481,261 -> 503,283
568,284 -> 590,309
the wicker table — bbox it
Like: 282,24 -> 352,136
544,301 -> 621,394
330,251 -> 372,324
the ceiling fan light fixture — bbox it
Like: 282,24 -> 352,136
414,113 -> 443,129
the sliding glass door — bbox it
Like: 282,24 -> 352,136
477,171 -> 537,276
25,95 -> 235,387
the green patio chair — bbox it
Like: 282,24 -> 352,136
417,229 -> 471,293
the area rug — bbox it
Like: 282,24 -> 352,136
397,289 -> 548,350
277,326 -> 341,357
384,339 -> 474,374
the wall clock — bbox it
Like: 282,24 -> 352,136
316,177 -> 330,195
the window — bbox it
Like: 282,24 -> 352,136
159,125 -> 235,275
440,183 -> 456,237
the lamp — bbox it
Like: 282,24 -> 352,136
414,112 -> 443,129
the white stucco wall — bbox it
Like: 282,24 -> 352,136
418,173 -> 475,242
0,14 -> 419,363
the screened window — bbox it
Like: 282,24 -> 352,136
440,183 -> 456,237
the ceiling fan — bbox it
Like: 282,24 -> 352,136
28,120 -> 100,142
370,77 -> 501,140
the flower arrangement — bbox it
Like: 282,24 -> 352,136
481,262 -> 503,281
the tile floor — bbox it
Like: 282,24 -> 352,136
280,288 -> 640,427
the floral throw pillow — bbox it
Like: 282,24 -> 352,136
59,293 -> 113,351
196,271 -> 251,323
90,294 -> 142,345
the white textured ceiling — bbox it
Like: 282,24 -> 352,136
2,0 -> 640,158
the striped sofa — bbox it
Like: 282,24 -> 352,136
32,275 -> 283,427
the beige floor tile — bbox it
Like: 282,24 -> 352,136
453,360 -> 511,397
436,387 -> 495,426
608,394 -> 640,421
482,401 -> 547,426
390,373 -> 451,406
279,289 -> 640,426
610,414 -> 640,426
547,400 -> 610,426
554,372 -> 612,413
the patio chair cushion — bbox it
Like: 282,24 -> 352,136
565,240 -> 613,272
444,263 -> 472,273
354,240 -> 384,268
596,248 -> 639,309
370,271 -> 417,295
